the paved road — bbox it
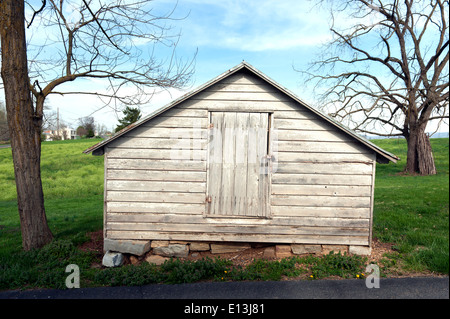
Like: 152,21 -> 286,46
0,144 -> 10,149
1,277 -> 448,299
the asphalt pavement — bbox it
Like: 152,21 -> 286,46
1,277 -> 448,299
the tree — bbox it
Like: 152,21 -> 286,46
0,1 -> 53,249
0,0 -> 194,250
300,0 -> 449,175
76,125 -> 88,137
0,101 -> 9,142
78,116 -> 95,137
115,106 -> 142,132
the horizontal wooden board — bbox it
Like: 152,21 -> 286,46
107,231 -> 369,245
217,73 -> 267,85
275,162 -> 373,175
107,181 -> 205,193
271,206 -> 370,218
274,118 -> 335,131
271,195 -> 371,208
107,169 -> 205,182
275,140 -> 367,154
140,116 -> 207,129
272,173 -> 372,186
126,127 -> 207,139
107,212 -> 369,228
107,148 -> 207,161
276,151 -> 374,163
107,137 -> 207,150
271,184 -> 372,197
107,191 -> 206,204
192,90 -> 293,102
275,129 -> 353,142
274,111 -> 315,120
205,82 -> 279,93
178,99 -> 300,112
107,202 -> 205,214
155,108 -> 208,118
107,222 -> 369,237
107,158 -> 206,171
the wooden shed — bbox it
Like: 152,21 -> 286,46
84,62 -> 399,256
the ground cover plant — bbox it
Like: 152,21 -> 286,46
0,138 -> 448,290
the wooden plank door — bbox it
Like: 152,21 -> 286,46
207,112 -> 271,218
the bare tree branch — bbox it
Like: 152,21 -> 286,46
27,0 -> 46,28
298,0 -> 448,174
26,0 -> 196,116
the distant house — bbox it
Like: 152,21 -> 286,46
43,127 -> 79,141
84,62 -> 399,256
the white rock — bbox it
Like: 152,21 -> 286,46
349,245 -> 372,256
102,251 -> 124,267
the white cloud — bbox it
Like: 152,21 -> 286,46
179,0 -> 331,52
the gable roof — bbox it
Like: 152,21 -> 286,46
83,62 -> 399,163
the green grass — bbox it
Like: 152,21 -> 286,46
0,139 -> 104,257
0,139 -> 104,201
371,138 -> 449,274
0,138 -> 448,290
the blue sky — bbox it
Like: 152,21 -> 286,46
3,0 -> 448,135
163,0 -> 332,97
41,0 -> 334,130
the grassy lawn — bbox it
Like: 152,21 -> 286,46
0,139 -> 104,257
0,138 -> 448,289
371,138 -> 449,274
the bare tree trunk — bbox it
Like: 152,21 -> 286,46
0,0 -> 53,250
405,126 -> 437,176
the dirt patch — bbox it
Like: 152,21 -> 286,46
78,231 -> 442,278
368,237 -> 396,263
79,229 -> 103,253
184,244 -> 274,268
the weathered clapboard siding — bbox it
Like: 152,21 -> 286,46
140,115 -> 208,128
126,127 -> 207,139
274,162 -> 373,175
107,170 -> 205,182
107,148 -> 207,161
104,104 -> 209,239
107,214 -> 369,228
107,158 -> 206,171
107,231 -> 369,245
107,223 -> 369,237
108,137 -> 207,149
276,151 -> 374,163
271,184 -> 372,197
107,181 -> 205,193
107,213 -> 364,225
271,174 -> 372,185
179,99 -> 300,112
275,129 -> 353,142
102,70 -> 377,247
271,206 -> 370,218
107,202 -> 205,214
107,191 -> 206,203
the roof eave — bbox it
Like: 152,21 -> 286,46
83,61 -> 399,164
83,63 -> 249,155
240,62 -> 400,164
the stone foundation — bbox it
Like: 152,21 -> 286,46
102,239 -> 372,267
